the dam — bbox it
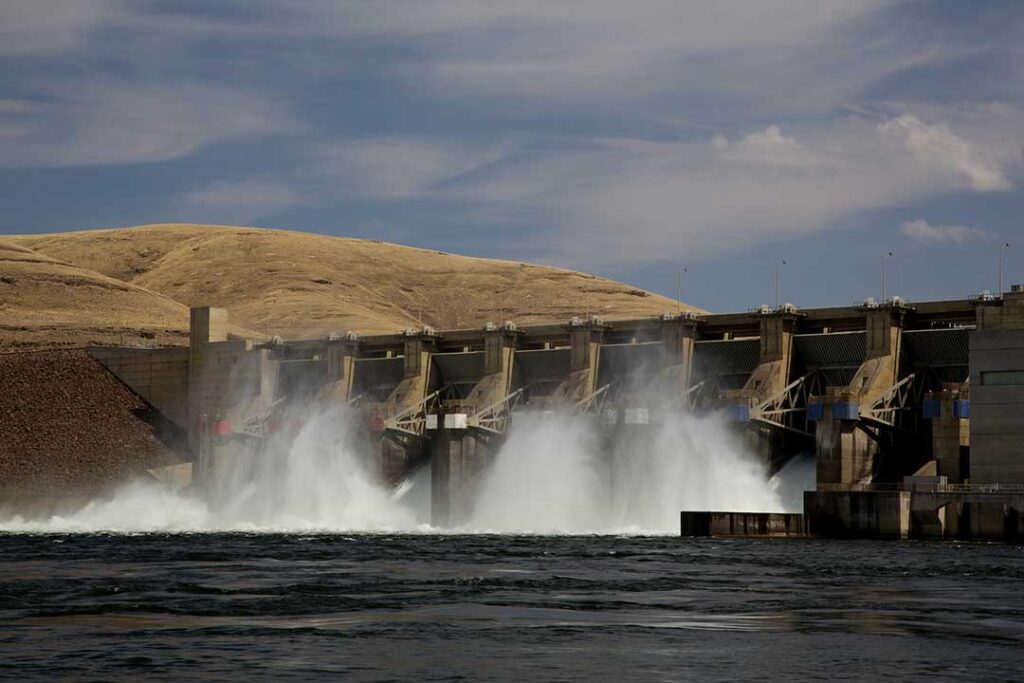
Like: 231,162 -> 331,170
84,286 -> 1024,539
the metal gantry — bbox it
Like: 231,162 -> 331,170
469,386 -> 530,435
570,383 -> 613,415
749,371 -> 823,437
384,387 -> 448,438
862,373 -> 917,428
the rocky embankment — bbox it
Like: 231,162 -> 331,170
0,351 -> 184,497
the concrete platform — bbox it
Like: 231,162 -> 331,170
680,511 -> 807,538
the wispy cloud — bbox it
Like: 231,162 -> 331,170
1,0 -> 1022,278
900,219 -> 994,244
0,81 -> 295,167
367,108 -> 1020,266
0,0 -> 122,56
317,138 -> 504,200
359,0 -> 900,109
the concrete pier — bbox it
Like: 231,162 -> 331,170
680,511 -> 806,538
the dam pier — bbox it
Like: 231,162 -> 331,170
87,287 -> 1024,539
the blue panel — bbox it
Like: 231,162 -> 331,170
922,399 -> 942,419
727,405 -> 750,422
953,400 -> 970,419
807,403 -> 824,422
833,402 -> 859,421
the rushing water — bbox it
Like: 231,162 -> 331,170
1,534 -> 1022,681
0,407 -> 809,534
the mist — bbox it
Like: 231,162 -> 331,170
0,403 -> 812,535
466,409 -> 796,534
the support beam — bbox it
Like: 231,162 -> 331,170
549,316 -> 607,404
719,307 -> 801,468
733,307 -> 802,405
188,307 -> 228,453
431,323 -> 520,527
319,334 -> 361,404
657,313 -> 700,398
463,323 -> 520,412
374,328 -> 439,485
186,307 -> 267,485
815,301 -> 911,487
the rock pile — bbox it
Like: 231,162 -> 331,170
0,351 -> 183,495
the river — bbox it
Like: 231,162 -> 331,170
1,534 -> 1021,681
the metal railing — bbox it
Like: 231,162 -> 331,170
815,482 -> 1024,494
935,483 -> 1024,494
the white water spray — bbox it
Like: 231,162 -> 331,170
1,404 -> 812,534
467,412 -> 605,533
1,405 -> 427,533
465,410 -> 792,534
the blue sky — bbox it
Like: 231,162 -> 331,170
1,0 -> 1022,312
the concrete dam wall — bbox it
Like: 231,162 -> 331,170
75,286 -> 1024,538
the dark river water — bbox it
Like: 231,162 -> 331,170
1,534 -> 1022,681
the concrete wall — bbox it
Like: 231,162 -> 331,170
970,329 -> 1024,484
88,346 -> 190,430
549,321 -> 605,404
187,308 -> 264,460
846,308 -> 902,401
804,490 -> 911,538
735,312 -> 798,403
928,385 -> 969,483
680,511 -> 806,537
814,398 -> 878,486
319,339 -> 359,404
431,430 -> 492,526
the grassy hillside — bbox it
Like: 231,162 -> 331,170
0,240 -> 195,350
5,224 -> 700,347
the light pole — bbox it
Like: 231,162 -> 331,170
882,251 -> 893,302
775,260 -> 787,309
676,267 -> 687,316
999,243 -> 1010,298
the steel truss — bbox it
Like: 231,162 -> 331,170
469,385 -> 529,435
863,373 -> 917,427
570,383 -> 613,415
749,371 -> 824,437
383,386 -> 456,438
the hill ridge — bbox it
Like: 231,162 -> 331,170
3,223 -> 701,349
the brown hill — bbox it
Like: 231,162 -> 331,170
6,224 -> 700,346
0,240 -> 195,350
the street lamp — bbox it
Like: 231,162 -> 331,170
882,251 -> 893,302
999,243 -> 1011,298
775,260 -> 787,309
676,267 -> 687,316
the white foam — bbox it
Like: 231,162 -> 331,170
1,404 -> 809,535
464,409 -> 790,534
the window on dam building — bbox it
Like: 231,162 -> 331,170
980,370 -> 1024,386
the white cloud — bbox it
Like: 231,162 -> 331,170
714,125 -> 828,168
900,219 -> 993,244
336,0 -> 898,107
0,99 -> 37,114
180,180 -> 298,224
3,0 -> 1022,269
394,109 -> 1022,266
0,81 -> 294,167
0,0 -> 122,56
879,114 -> 1013,192
317,138 -> 504,200
15,1 -> 910,115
